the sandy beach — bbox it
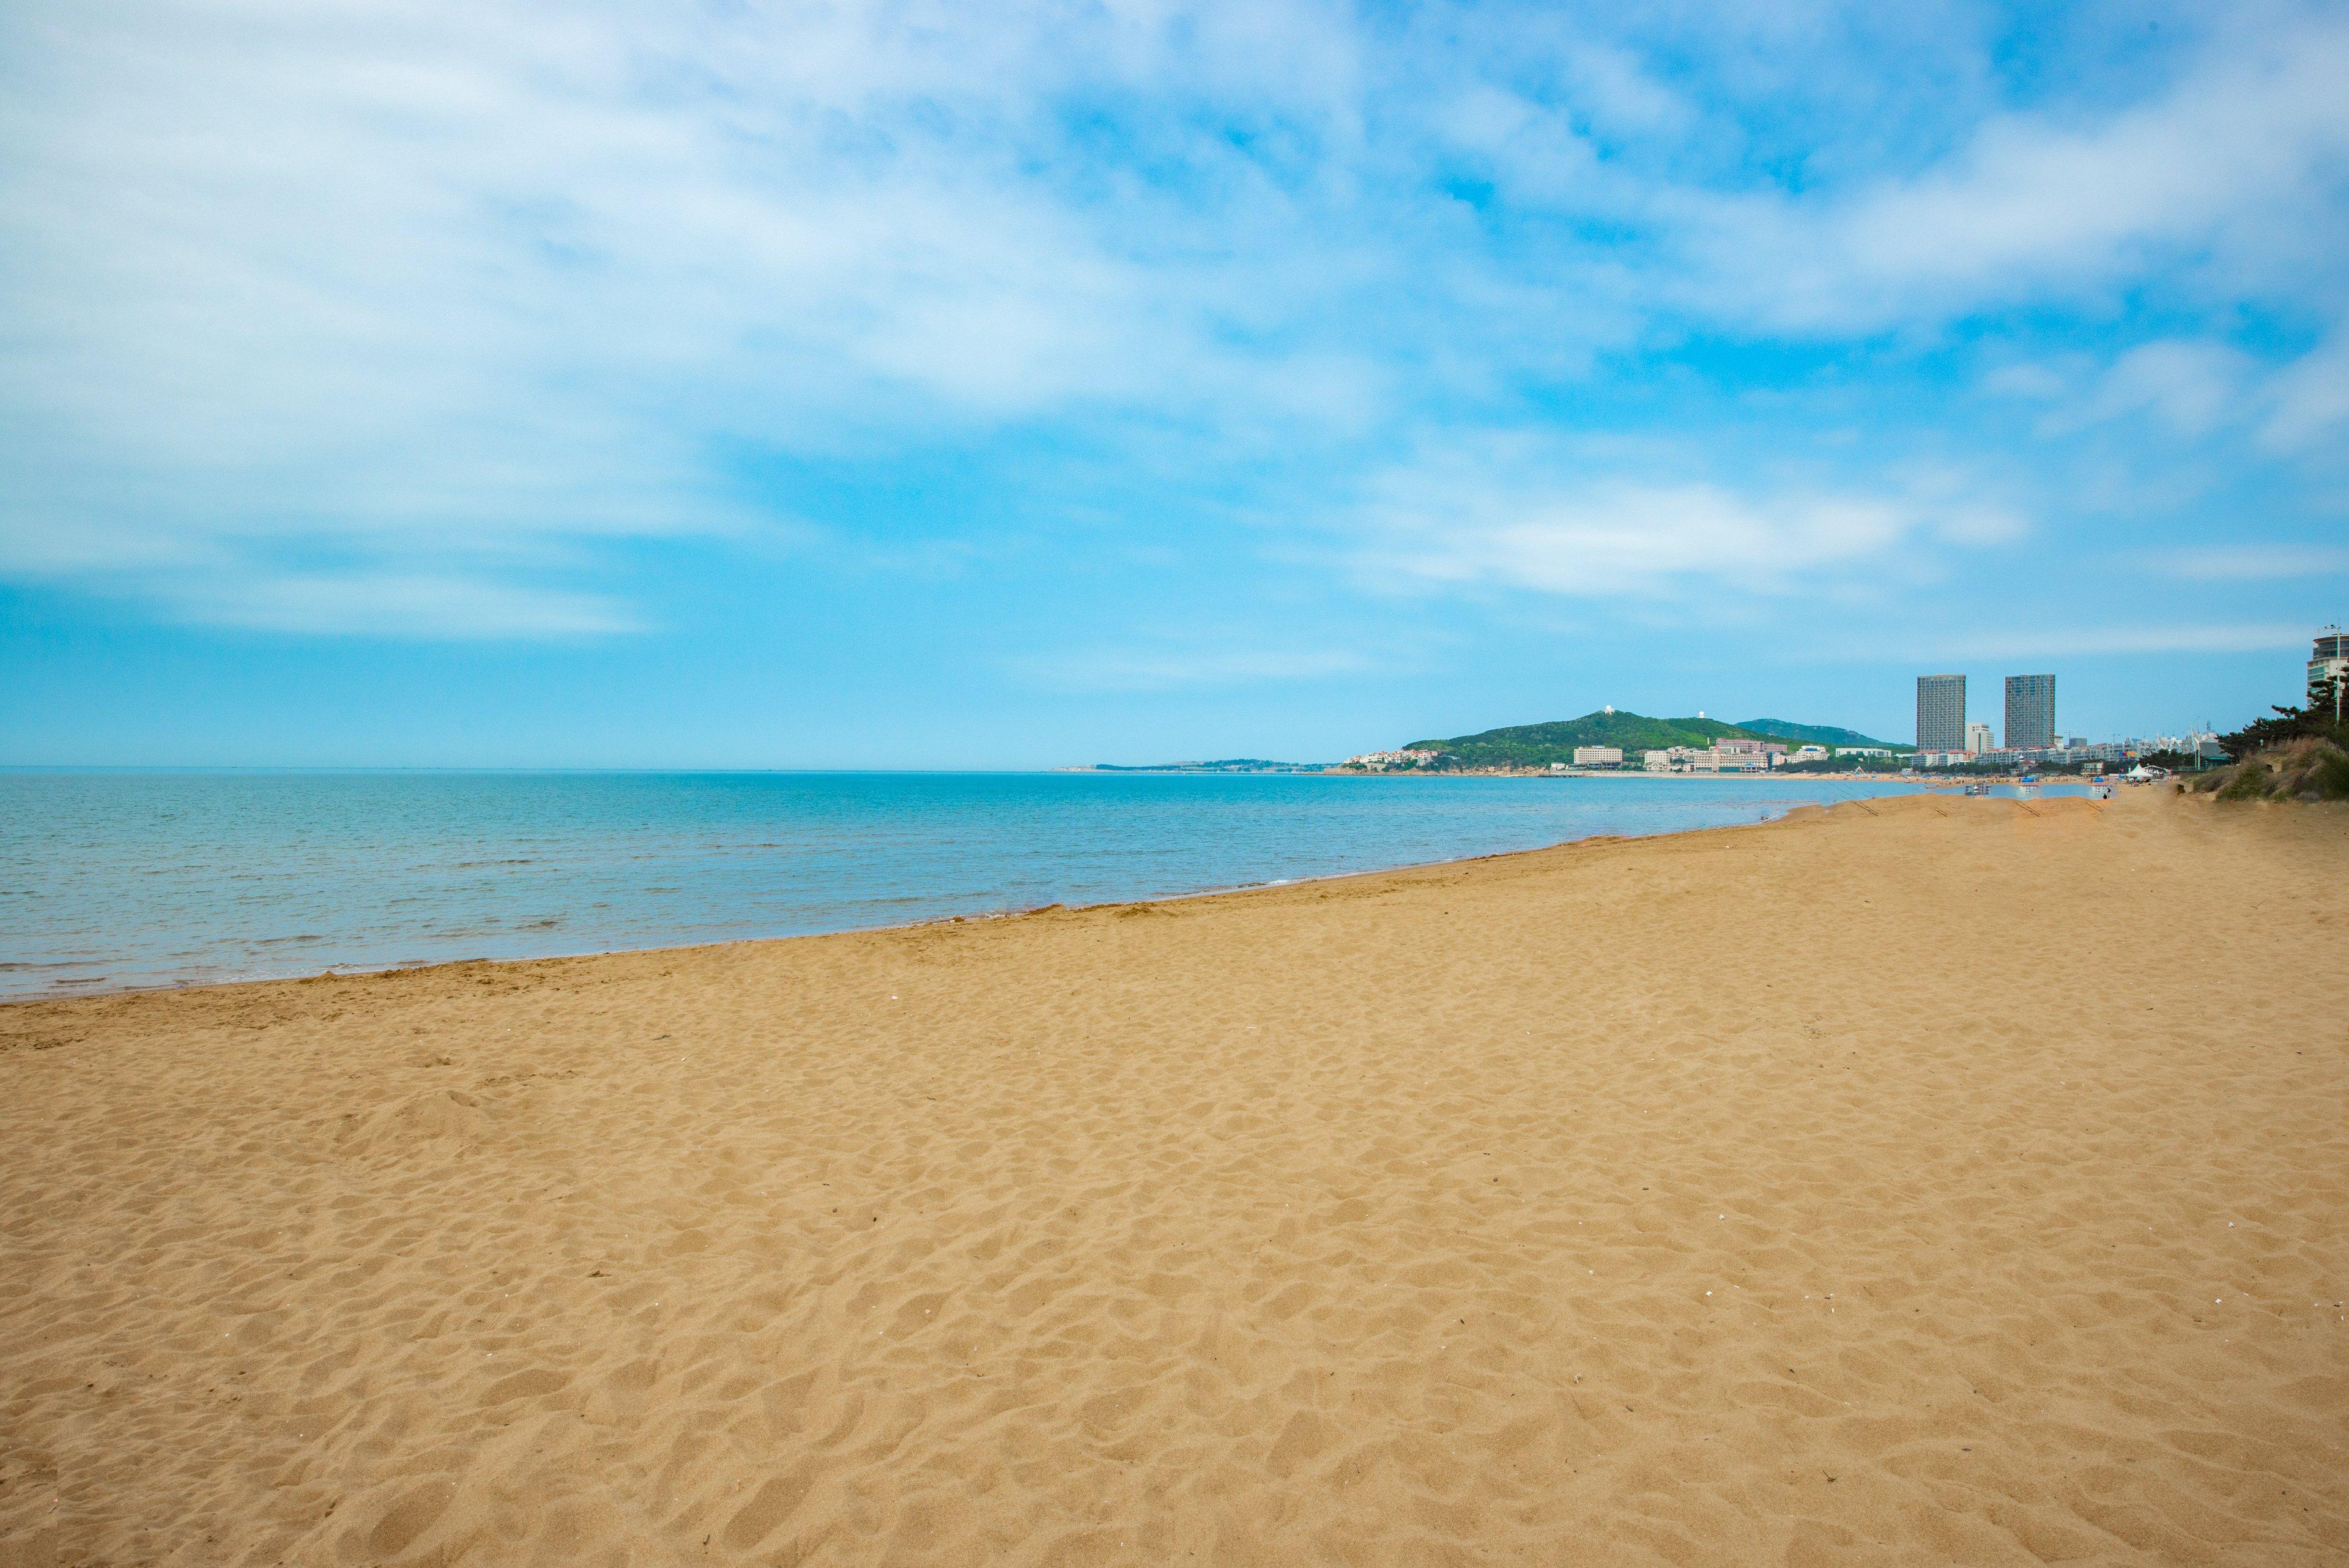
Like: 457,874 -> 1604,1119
3,789 -> 2344,1567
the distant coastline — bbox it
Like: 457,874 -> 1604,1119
1064,707 -> 1928,778
1063,760 -> 1332,774
1059,762 -> 1924,779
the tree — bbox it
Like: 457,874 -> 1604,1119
2311,669 -> 2347,726
2219,684 -> 2348,760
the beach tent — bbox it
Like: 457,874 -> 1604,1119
2124,764 -> 2166,782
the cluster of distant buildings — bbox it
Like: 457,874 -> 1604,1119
1563,740 -> 1866,773
1343,748 -> 1441,771
1911,669 -> 2222,770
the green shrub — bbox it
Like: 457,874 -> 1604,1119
2215,760 -> 2273,801
2191,741 -> 2349,803
2281,740 -> 2349,801
2310,751 -> 2349,801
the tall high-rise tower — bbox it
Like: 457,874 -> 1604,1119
2004,674 -> 2055,751
2311,625 -> 2347,720
1917,674 -> 1965,751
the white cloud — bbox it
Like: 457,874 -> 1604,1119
1977,359 -> 2078,403
1560,42 -> 1692,141
1983,329 -> 2349,456
2,0 -> 2343,647
185,572 -> 642,638
0,0 -> 1406,637
1432,86 -> 1599,206
2153,544 -> 2349,581
1007,645 -> 1373,693
2074,341 -> 2252,437
2262,328 -> 2349,451
1924,622 -> 2314,660
1351,436 -> 2024,600
1683,18 -> 2349,331
1989,339 -> 2254,439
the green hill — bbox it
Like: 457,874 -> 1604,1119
1736,718 -> 1905,751
1404,710 -> 1794,768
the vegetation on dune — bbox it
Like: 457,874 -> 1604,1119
2217,669 -> 2347,760
2193,670 -> 2349,802
2193,738 -> 2349,803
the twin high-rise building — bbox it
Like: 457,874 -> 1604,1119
1910,635 -> 2343,749
2003,674 -> 2056,751
1915,670 -> 2057,750
1916,674 -> 1967,751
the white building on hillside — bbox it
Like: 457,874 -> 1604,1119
1572,746 -> 1624,768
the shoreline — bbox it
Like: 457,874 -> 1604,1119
1,777 -> 1935,1008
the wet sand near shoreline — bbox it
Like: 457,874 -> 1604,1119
4,789 -> 2345,1566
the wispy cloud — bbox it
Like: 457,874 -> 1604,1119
1348,435 -> 2024,601
2062,341 -> 2252,439
1919,622 -> 2314,660
2262,327 -> 2349,452
1679,17 -> 2349,333
1984,332 -> 2349,452
0,0 -> 1419,636
184,572 -> 642,639
1,0 -> 2344,652
1006,645 -> 1375,693
2152,545 -> 2349,582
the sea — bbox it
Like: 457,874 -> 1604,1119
0,770 -> 1933,1000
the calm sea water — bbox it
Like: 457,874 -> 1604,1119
1,771 -> 1931,999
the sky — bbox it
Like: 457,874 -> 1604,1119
3,0 -> 2347,767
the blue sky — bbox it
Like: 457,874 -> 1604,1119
3,0 -> 2345,766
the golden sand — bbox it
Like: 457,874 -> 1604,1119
3,790 -> 2345,1567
